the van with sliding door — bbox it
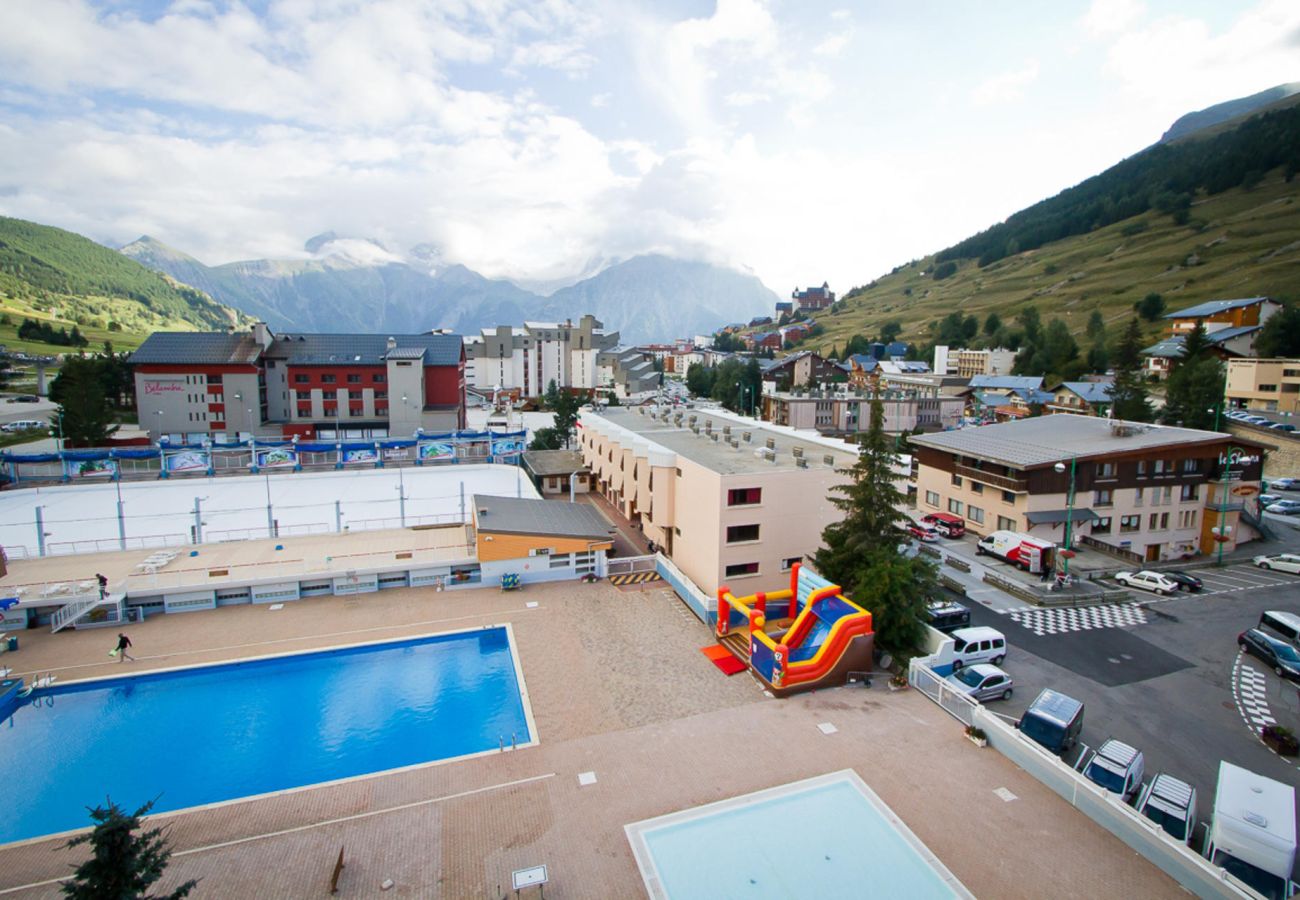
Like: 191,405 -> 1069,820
1260,610 -> 1300,646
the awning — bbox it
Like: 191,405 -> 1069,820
1025,508 -> 1102,525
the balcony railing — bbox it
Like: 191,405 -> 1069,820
955,464 -> 1026,493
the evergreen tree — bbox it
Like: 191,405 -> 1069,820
983,312 -> 1002,336
814,399 -> 936,653
1135,292 -> 1166,322
1016,307 -> 1042,344
1175,319 -> 1211,365
1162,355 -> 1225,431
1086,310 -> 1105,341
542,379 -> 561,411
62,798 -> 196,900
1109,318 -> 1154,422
53,361 -> 119,448
1255,304 -> 1300,357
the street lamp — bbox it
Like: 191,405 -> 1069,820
1053,456 -> 1077,580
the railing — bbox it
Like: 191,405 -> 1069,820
1079,534 -> 1144,564
50,593 -> 119,633
45,534 -> 189,556
654,554 -> 712,623
908,659 -> 978,726
606,555 -> 657,576
954,464 -> 1026,492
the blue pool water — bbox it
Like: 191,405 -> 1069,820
0,628 -> 530,845
631,774 -> 967,899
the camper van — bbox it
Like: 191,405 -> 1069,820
976,531 -> 1055,573
1017,689 -> 1084,754
1204,762 -> 1297,900
1260,610 -> 1300,646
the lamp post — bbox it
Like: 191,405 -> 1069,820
1053,456 -> 1077,579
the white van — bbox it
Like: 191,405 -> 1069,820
1260,610 -> 1300,646
949,626 -> 1007,669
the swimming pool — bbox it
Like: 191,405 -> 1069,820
0,626 -> 534,845
625,770 -> 972,899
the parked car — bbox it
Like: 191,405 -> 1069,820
1264,500 -> 1300,516
925,599 -> 971,633
1136,773 -> 1198,845
1246,416 -> 1272,425
943,663 -> 1014,702
1259,493 -> 1282,508
1017,689 -> 1085,754
13,394 -> 38,403
907,523 -> 940,542
1266,477 -> 1300,491
1239,628 -> 1300,683
1162,571 -> 1203,593
1270,423 -> 1297,433
1114,570 -> 1180,595
2,420 -> 46,432
1081,739 -> 1146,802
920,512 -> 966,538
948,626 -> 1007,669
1253,553 -> 1300,573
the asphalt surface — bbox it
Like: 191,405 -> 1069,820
951,561 -> 1300,850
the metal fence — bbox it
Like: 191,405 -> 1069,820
607,555 -> 657,576
908,660 -> 978,727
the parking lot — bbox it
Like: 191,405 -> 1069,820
946,560 -> 1300,852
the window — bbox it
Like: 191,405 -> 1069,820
1120,515 -> 1140,533
1134,487 -> 1144,506
295,390 -> 310,400
1093,516 -> 1112,534
1160,512 -> 1169,529
1260,384 -> 1278,392
967,505 -> 985,524
1002,490 -> 1015,503
375,391 -> 387,400
208,374 -> 222,385
951,474 -> 963,487
1180,484 -> 1199,501
1149,513 -> 1159,530
1153,459 -> 1167,474
726,524 -> 761,543
349,390 -> 363,400
321,374 -> 337,384
373,373 -> 386,383
725,562 -> 759,577
1096,462 -> 1115,478
1136,460 -> 1147,476
1094,489 -> 1113,506
294,374 -> 309,384
780,556 -> 802,572
727,488 -> 762,506
970,481 -> 983,495
1181,459 -> 1199,473
997,515 -> 1016,531
925,490 -> 939,507
1160,486 -> 1172,504
948,499 -> 964,515
1179,510 -> 1197,528
347,374 -> 362,383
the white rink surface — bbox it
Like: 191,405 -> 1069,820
0,464 -> 539,557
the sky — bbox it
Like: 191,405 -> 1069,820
0,0 -> 1297,297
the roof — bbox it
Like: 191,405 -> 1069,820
129,333 -> 264,366
1024,508 -> 1101,525
908,413 -> 1253,469
1164,296 -> 1271,319
968,375 -> 1044,390
267,333 -> 462,366
1012,388 -> 1056,404
521,450 -> 587,477
471,494 -> 614,539
1056,382 -> 1114,405
1026,689 -> 1083,726
1142,326 -> 1261,358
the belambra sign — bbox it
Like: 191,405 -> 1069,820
142,379 -> 185,396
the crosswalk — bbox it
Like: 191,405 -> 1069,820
1000,602 -> 1148,636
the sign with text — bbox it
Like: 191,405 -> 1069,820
142,379 -> 185,396
490,436 -> 525,457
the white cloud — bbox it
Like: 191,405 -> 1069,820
1081,0 -> 1146,36
813,32 -> 851,58
971,60 -> 1041,106
590,92 -> 611,108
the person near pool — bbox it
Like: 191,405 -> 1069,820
96,573 -> 108,599
113,632 -> 134,663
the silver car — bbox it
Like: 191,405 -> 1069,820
944,663 -> 1014,702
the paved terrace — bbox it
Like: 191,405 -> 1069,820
0,580 -> 1181,899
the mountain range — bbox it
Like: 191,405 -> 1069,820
120,234 -> 777,344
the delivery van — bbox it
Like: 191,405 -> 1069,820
976,530 -> 1055,573
1017,688 -> 1084,754
1204,762 -> 1296,900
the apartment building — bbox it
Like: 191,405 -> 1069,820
1226,358 -> 1300,414
761,389 -> 963,435
577,406 -> 859,596
464,314 -> 618,398
1143,296 -> 1282,379
791,282 -> 835,313
909,415 -> 1268,563
933,346 -> 1017,378
131,324 -> 466,443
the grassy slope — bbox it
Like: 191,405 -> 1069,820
809,172 -> 1300,353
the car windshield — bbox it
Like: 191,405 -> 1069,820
1085,761 -> 1126,794
1273,642 -> 1300,663
955,668 -> 984,688
1142,803 -> 1187,841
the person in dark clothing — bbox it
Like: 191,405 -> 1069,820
113,633 -> 134,663
96,573 -> 108,599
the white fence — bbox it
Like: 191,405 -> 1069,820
607,555 -> 657,576
908,661 -> 1266,900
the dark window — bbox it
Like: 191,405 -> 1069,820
208,374 -> 223,385
951,474 -> 962,487
727,487 -> 762,506
349,390 -> 363,400
725,562 -> 759,577
726,524 -> 760,543
781,557 -> 802,571
321,374 -> 337,384
347,374 -> 362,383
294,374 -> 309,384
373,373 -> 386,383
375,391 -> 388,400
295,390 -> 310,400
970,481 -> 983,494
1093,517 -> 1112,534
1001,490 -> 1015,503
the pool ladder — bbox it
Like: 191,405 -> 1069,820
498,732 -> 518,752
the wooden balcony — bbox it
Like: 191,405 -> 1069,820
955,464 -> 1027,493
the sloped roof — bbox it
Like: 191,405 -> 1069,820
472,494 -> 614,539
1164,297 -> 1271,319
1056,382 -> 1114,404
129,333 -> 264,366
1142,326 -> 1261,358
267,333 -> 462,366
968,375 -> 1044,390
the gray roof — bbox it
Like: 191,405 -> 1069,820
267,333 -> 462,366
1055,382 -> 1113,404
908,414 -> 1247,469
1142,326 -> 1261,358
1164,296 -> 1270,320
129,333 -> 264,366
968,375 -> 1043,390
522,450 -> 588,477
471,494 -> 614,539
1025,508 -> 1102,525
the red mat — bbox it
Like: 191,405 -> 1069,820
700,645 -> 747,675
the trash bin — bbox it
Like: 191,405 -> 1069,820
6,636 -> 16,652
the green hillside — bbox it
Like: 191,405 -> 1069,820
0,217 -> 246,344
805,102 -> 1300,355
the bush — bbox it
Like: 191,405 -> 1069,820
932,261 -> 957,281
1263,724 -> 1299,756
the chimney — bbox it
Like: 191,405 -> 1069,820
386,336 -> 397,352
252,322 -> 273,348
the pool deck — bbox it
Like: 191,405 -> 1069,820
0,578 -> 1183,899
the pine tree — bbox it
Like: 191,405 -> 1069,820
52,360 -> 119,448
62,798 -> 196,899
1162,355 -> 1225,431
814,399 -> 935,652
1175,319 -> 1211,366
1109,318 -> 1154,422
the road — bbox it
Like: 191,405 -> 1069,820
951,560 -> 1300,841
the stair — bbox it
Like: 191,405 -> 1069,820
50,593 -> 120,633
719,632 -> 751,664
1240,507 -> 1276,542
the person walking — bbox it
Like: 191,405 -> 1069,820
113,632 -> 134,663
96,573 -> 108,599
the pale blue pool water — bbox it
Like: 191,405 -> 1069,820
0,628 -> 529,845
635,776 -> 964,899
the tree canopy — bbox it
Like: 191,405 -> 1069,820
62,798 -> 196,900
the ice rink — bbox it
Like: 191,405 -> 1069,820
0,464 -> 540,557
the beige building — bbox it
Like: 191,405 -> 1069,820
577,406 -> 859,595
1226,358 -> 1300,414
934,346 -> 1017,379
909,415 -> 1268,563
761,389 -> 963,434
